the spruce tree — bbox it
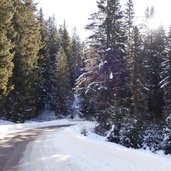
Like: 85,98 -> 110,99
143,25 -> 165,121
85,0 -> 131,138
161,27 -> 171,154
7,0 -> 41,121
0,0 -> 14,101
124,0 -> 135,98
131,26 -> 147,117
70,29 -> 83,87
37,8 -> 50,111
161,27 -> 171,121
56,47 -> 71,115
45,16 -> 59,111
124,0 -> 134,63
75,47 -> 102,119
60,23 -> 72,60
59,24 -> 72,88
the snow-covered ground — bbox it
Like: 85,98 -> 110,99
0,119 -> 81,139
1,119 -> 171,171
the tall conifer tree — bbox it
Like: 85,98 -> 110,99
0,0 -> 14,101
7,0 -> 41,121
70,29 -> 83,87
161,27 -> 171,121
85,0 -> 130,137
56,47 -> 71,115
37,8 -> 50,111
45,16 -> 59,110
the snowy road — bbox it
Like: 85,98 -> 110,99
18,127 -> 81,171
18,125 -> 171,171
1,120 -> 171,171
22,125 -> 171,171
0,125 -> 74,171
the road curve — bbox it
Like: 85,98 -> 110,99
0,125 -> 73,171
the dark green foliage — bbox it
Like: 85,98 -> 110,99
84,0 -> 130,132
45,21 -> 73,116
5,0 -> 41,121
44,16 -> 59,111
70,30 -> 83,87
0,0 -> 15,101
60,24 -> 72,60
56,47 -> 71,115
59,24 -> 73,88
75,47 -> 102,119
0,0 -> 82,121
143,26 -> 166,120
161,27 -> 171,120
1,0 -> 171,156
36,8 -> 50,111
160,27 -> 171,154
75,0 -> 171,154
124,0 -> 134,63
131,26 -> 148,118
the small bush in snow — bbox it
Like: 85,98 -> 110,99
81,127 -> 88,136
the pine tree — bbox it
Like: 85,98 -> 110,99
124,0 -> 135,88
161,27 -> 171,121
85,0 -> 131,138
70,29 -> 83,87
60,23 -> 72,60
131,26 -> 147,117
86,0 -> 108,51
37,8 -> 50,111
59,23 -> 72,88
84,0 -> 112,122
56,47 -> 71,115
143,26 -> 165,121
47,16 -> 59,59
0,0 -> 15,101
124,0 -> 134,60
6,0 -> 41,121
157,27 -> 171,154
45,16 -> 59,110
75,47 -> 102,119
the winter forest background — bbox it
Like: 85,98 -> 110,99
1,0 -> 171,154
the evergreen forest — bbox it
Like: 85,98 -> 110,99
1,0 -> 171,154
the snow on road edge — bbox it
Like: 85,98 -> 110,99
0,119 -> 81,139
1,119 -> 171,171
18,122 -> 171,171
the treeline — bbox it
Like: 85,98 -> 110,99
0,0 -> 83,122
76,0 -> 171,154
1,0 -> 171,154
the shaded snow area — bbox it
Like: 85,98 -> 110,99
34,110 -> 57,121
0,119 -> 80,139
71,94 -> 81,119
1,120 -> 171,171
